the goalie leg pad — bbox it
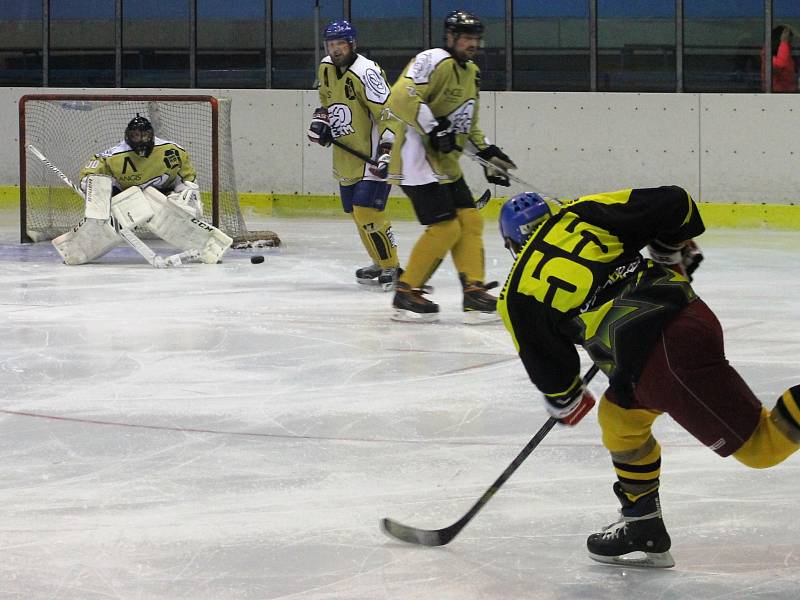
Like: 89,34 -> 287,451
110,187 -> 155,230
84,174 -> 113,220
145,190 -> 232,264
52,218 -> 119,265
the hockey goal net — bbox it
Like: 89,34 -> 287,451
19,94 -> 280,246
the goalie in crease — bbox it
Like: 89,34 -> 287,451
52,113 -> 232,266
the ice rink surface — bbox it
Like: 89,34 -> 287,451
1,212 -> 799,599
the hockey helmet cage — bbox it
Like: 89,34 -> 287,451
444,10 -> 484,37
499,192 -> 552,252
125,113 -> 155,157
324,20 -> 357,44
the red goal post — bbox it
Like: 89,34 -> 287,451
19,94 -> 279,246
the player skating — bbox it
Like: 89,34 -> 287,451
497,187 -> 799,567
52,114 -> 231,266
308,20 -> 401,291
384,10 -> 516,324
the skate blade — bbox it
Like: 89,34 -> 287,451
356,278 -> 380,287
463,310 -> 502,325
589,550 -> 675,569
391,309 -> 439,323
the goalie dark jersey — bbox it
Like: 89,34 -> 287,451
498,186 -> 705,401
78,137 -> 197,193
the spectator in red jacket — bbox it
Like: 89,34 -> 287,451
763,25 -> 798,92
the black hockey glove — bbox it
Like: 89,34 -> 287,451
307,107 -> 333,147
647,239 -> 704,282
368,142 -> 392,179
428,117 -> 456,154
476,145 -> 517,187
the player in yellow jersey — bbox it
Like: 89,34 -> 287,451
498,188 -> 798,568
308,20 -> 401,291
385,10 -> 517,324
53,114 -> 231,266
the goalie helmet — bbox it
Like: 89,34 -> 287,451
444,10 -> 484,37
125,113 -> 155,157
324,20 -> 357,44
499,192 -> 552,255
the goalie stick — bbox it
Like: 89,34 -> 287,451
26,144 -> 198,268
381,363 -> 600,547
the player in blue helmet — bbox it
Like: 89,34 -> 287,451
498,192 -> 553,256
324,20 -> 358,69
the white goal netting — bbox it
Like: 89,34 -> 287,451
20,94 -> 280,246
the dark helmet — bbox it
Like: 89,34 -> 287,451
125,113 -> 155,157
499,192 -> 552,254
324,19 -> 357,44
444,10 -> 484,37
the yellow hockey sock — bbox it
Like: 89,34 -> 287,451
450,208 -> 485,284
353,206 -> 398,269
400,219 -> 461,288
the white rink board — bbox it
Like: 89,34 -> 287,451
494,92 -> 701,199
698,94 -> 800,204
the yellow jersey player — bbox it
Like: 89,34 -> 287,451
498,188 -> 797,568
308,20 -> 401,291
385,10 -> 516,324
52,114 -> 231,266
79,113 -> 202,217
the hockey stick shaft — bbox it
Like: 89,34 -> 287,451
381,363 -> 600,546
378,108 -> 558,198
331,138 -> 380,166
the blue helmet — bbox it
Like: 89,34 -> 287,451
499,192 -> 552,250
324,20 -> 357,44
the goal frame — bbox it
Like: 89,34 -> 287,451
19,94 -> 224,244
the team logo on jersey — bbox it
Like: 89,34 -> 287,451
411,53 -> 434,84
122,157 -> 138,174
163,148 -> 182,169
447,99 -> 476,134
327,103 -> 356,137
364,68 -> 389,104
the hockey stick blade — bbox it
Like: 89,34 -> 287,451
380,364 -> 600,547
475,189 -> 491,209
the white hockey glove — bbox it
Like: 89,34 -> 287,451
307,107 -> 333,147
647,238 -> 704,281
168,179 -> 203,219
544,379 -> 597,426
368,142 -> 392,179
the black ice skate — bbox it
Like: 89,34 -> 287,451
378,266 -> 401,292
587,482 -> 675,568
391,282 -> 439,323
355,264 -> 381,286
461,276 -> 501,325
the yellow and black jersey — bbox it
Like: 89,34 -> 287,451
387,48 -> 490,185
78,137 -> 197,193
498,186 -> 705,401
317,53 -> 395,185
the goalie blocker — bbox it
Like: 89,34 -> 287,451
53,186 -> 232,265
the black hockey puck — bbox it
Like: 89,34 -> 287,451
250,255 -> 265,264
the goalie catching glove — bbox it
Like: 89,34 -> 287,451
368,142 -> 392,179
476,145 -> 516,187
307,107 -> 333,147
544,377 -> 597,426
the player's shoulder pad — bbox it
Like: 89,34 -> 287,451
98,141 -> 133,158
405,48 -> 452,85
153,137 -> 186,151
349,54 -> 390,104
